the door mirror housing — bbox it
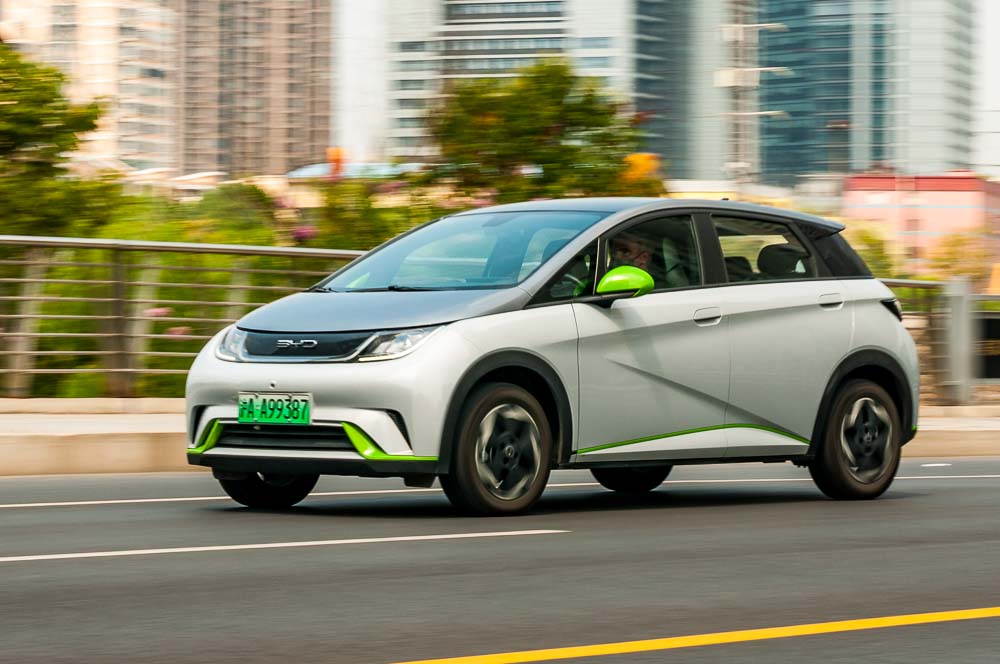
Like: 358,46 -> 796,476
596,266 -> 654,298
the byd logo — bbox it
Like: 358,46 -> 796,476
276,339 -> 319,349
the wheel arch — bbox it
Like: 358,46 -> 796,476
812,349 -> 916,453
437,350 -> 574,474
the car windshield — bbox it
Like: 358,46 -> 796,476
321,210 -> 608,292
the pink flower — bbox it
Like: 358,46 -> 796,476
165,326 -> 192,337
144,307 -> 173,318
292,225 -> 318,242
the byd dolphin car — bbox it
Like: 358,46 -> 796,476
186,198 -> 919,515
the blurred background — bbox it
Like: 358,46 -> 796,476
0,0 -> 997,402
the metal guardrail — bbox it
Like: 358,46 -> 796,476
0,235 -> 989,402
0,235 -> 362,398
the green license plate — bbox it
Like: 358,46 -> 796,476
237,392 -> 312,425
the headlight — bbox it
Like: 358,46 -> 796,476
215,326 -> 248,362
357,326 -> 440,362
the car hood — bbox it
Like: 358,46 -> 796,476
236,288 -> 531,333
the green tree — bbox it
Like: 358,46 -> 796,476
928,233 -> 992,285
428,60 -> 665,200
0,44 -> 100,175
0,44 -> 117,236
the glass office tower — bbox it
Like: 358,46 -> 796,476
758,0 -> 972,186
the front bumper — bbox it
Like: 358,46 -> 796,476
186,326 -> 482,471
187,415 -> 441,477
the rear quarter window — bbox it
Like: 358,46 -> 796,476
810,233 -> 872,278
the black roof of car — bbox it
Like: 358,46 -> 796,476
454,197 -> 845,233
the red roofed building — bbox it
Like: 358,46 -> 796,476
842,171 -> 1000,275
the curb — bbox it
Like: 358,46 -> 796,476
0,431 -> 994,476
0,398 -> 185,414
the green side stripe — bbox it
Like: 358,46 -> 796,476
577,424 -> 810,455
187,418 -> 437,462
338,422 -> 439,462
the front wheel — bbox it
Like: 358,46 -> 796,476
440,382 -> 552,516
591,466 -> 672,493
809,379 -> 901,500
218,473 -> 318,508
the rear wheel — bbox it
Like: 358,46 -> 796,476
591,466 -> 672,493
440,382 -> 552,516
218,473 -> 318,508
809,379 -> 900,500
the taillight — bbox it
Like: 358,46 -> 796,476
881,298 -> 903,321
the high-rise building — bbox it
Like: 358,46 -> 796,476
973,0 -> 999,179
0,0 -> 176,171
174,0 -> 331,176
333,0 -> 729,178
757,0 -> 975,186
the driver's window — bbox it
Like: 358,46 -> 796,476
604,215 -> 702,290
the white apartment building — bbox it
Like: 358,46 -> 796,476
333,0 -> 720,176
0,0 -> 176,171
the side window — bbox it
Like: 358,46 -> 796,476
532,242 -> 598,305
604,215 -> 702,290
712,216 -> 817,283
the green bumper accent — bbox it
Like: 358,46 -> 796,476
577,424 -> 810,455
188,418 -> 436,462
188,419 -> 222,454
341,422 -> 437,462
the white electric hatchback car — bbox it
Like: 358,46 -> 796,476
186,198 -> 919,515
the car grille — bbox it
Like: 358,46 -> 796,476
215,424 -> 354,451
242,330 -> 373,359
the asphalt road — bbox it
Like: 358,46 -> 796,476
2,459 -> 1000,663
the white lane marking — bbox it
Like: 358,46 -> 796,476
921,463 -> 953,468
1,475 -> 997,510
0,530 -> 569,564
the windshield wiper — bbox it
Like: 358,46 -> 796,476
307,286 -> 340,293
348,284 -> 442,292
386,284 -> 436,291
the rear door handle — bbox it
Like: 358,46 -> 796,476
693,306 -> 722,326
819,293 -> 845,309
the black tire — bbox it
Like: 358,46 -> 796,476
440,382 -> 552,516
809,379 -> 901,500
591,466 -> 672,493
218,473 -> 319,508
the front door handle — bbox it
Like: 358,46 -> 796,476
819,293 -> 845,309
693,306 -> 723,326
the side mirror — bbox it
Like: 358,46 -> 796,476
596,266 -> 655,299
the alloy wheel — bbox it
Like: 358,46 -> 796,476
474,403 -> 542,501
839,396 -> 894,484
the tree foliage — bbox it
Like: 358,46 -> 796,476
427,60 -> 665,200
0,44 -> 118,236
928,232 -> 992,284
0,44 -> 101,175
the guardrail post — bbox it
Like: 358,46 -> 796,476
5,248 -> 47,397
941,278 -> 974,405
106,249 -> 133,397
125,257 -> 162,378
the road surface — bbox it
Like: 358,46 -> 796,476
2,458 -> 1000,663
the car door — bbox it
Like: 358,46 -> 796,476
571,212 -> 731,462
708,214 -> 852,457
